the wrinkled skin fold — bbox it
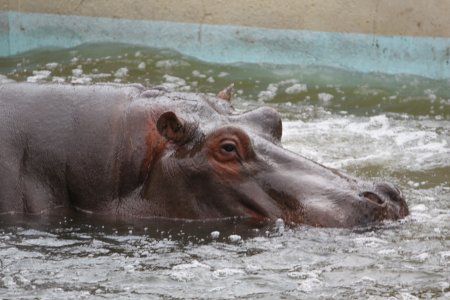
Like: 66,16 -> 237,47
0,83 -> 409,227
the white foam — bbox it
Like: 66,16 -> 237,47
410,212 -> 433,223
52,76 -> 66,83
163,74 -> 186,85
71,77 -> 92,85
354,237 -> 388,248
412,252 -> 429,262
21,238 -> 79,247
217,72 -> 229,78
424,89 -> 437,101
245,264 -> 261,274
45,62 -> 59,69
318,93 -> 334,103
27,70 -> 51,82
137,62 -> 146,70
293,271 -> 323,292
192,70 -> 206,78
377,249 -> 397,255
155,59 -> 189,68
172,260 -> 211,270
114,67 -> 128,78
228,235 -> 242,243
159,75 -> 190,92
0,74 -> 15,84
258,80 -> 303,101
210,231 -> 220,239
282,113 -> 449,171
258,83 -> 278,102
275,218 -> 285,234
71,68 -> 83,77
285,83 -> 307,94
410,204 -> 428,212
278,79 -> 299,85
400,292 -> 420,300
212,268 -> 245,278
439,251 -> 450,259
123,264 -> 135,273
169,270 -> 196,282
357,276 -> 376,283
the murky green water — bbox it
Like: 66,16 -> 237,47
0,44 -> 449,299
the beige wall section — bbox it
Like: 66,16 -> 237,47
2,0 -> 450,37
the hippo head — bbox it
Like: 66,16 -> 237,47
141,85 -> 409,227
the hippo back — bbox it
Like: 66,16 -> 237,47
0,83 -> 143,213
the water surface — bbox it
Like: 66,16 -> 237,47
0,44 -> 449,299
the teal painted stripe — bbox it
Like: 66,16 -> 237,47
0,12 -> 10,55
1,11 -> 450,79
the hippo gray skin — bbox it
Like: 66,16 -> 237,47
0,82 -> 409,227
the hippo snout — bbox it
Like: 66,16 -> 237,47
360,182 -> 409,220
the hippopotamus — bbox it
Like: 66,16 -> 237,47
0,82 -> 409,227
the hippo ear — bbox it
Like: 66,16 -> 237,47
156,111 -> 185,143
217,83 -> 234,102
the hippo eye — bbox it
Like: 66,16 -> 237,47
207,129 -> 254,163
221,143 -> 236,153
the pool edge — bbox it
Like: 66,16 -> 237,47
1,11 -> 450,80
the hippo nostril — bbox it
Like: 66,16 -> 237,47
375,182 -> 404,203
360,191 -> 386,206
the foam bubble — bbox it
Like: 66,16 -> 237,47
155,59 -> 189,68
52,76 -> 66,83
228,235 -> 242,243
137,62 -> 146,70
212,268 -> 245,278
71,77 -> 92,85
172,260 -> 210,270
27,70 -> 51,82
285,83 -> 307,94
410,204 -> 428,212
114,67 -> 128,78
318,93 -> 334,103
192,70 -> 206,78
217,72 -> 229,78
45,62 -> 59,69
161,74 -> 190,92
258,83 -> 278,102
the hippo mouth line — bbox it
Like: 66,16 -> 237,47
238,196 -> 273,221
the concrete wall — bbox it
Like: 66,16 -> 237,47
1,0 -> 450,37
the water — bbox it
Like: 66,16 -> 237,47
0,43 -> 449,299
